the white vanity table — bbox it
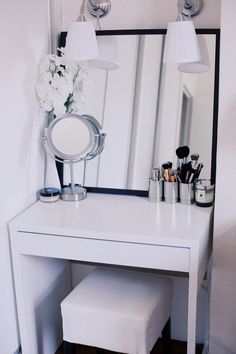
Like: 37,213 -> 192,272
9,193 -> 213,354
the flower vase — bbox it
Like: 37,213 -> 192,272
47,110 -> 55,127
43,111 -> 61,191
44,154 -> 61,190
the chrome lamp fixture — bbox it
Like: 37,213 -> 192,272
64,0 -> 99,62
163,0 -> 204,64
87,0 -> 111,18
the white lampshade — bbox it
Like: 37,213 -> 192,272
163,20 -> 201,63
89,36 -> 119,70
64,21 -> 99,62
178,35 -> 210,73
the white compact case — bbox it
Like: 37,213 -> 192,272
195,180 -> 215,207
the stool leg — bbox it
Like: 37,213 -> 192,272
162,318 -> 171,354
63,340 -> 75,354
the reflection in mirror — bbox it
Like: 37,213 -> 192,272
50,116 -> 93,157
60,30 -> 219,193
155,34 -> 216,181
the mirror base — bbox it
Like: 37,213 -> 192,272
61,186 -> 87,202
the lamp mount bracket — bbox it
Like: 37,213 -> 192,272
179,0 -> 203,17
87,0 -> 111,18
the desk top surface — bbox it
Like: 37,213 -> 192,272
11,193 -> 212,248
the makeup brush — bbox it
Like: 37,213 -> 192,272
162,162 -> 172,182
195,163 -> 204,179
176,146 -> 190,182
176,146 -> 190,167
188,162 -> 204,183
190,153 -> 200,170
176,168 -> 182,183
169,169 -> 177,182
187,153 -> 200,183
182,161 -> 192,183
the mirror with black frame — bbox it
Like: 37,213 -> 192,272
59,29 -> 220,195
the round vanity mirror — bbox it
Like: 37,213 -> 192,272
43,113 -> 105,201
52,118 -> 91,157
48,114 -> 95,161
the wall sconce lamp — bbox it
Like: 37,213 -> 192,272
163,0 -> 204,64
64,0 -> 99,62
65,0 -> 118,70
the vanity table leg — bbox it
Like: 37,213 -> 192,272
187,252 -> 199,354
10,229 -> 72,354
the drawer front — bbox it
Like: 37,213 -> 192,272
18,232 -> 190,272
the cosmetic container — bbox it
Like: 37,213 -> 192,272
195,179 -> 215,207
179,182 -> 194,205
164,181 -> 178,204
148,179 -> 163,202
39,188 -> 60,203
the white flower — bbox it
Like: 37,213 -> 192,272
35,52 -> 90,118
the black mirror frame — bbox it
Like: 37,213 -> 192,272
58,28 -> 220,197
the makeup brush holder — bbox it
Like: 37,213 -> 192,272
164,181 -> 178,204
148,179 -> 163,202
179,182 -> 194,205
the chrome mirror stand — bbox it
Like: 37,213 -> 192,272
42,114 -> 106,202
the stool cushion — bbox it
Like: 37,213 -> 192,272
61,267 -> 172,354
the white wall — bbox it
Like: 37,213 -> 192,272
0,1 -> 50,353
209,1 -> 236,353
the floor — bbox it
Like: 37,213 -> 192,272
56,339 -> 204,354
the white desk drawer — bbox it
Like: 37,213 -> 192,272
18,232 -> 190,272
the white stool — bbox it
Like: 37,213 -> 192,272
61,267 -> 172,354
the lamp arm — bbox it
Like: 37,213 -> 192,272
77,0 -> 87,21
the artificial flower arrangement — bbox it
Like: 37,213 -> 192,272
36,51 -> 90,124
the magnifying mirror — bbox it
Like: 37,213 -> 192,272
43,113 -> 106,201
